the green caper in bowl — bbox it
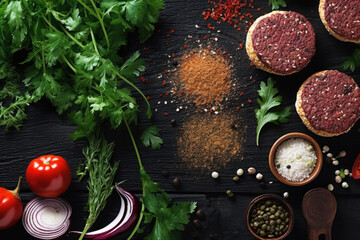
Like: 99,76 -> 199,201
245,194 -> 294,240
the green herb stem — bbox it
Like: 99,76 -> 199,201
60,25 -> 85,49
124,119 -> 145,240
90,29 -> 100,56
61,55 -> 77,73
76,0 -> 97,17
113,70 -> 152,118
88,0 -> 110,48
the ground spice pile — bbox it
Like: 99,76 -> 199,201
178,47 -> 232,106
177,112 -> 246,172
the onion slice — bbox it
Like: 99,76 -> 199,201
70,185 -> 139,239
22,197 -> 72,240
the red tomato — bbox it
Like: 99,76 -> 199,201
26,155 -> 72,198
352,154 -> 360,179
0,177 -> 23,230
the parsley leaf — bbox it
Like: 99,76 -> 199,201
269,0 -> 287,10
140,168 -> 197,240
343,48 -> 360,72
141,125 -> 163,149
255,78 -> 291,146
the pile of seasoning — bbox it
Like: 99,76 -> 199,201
249,199 -> 290,238
176,46 -> 233,107
275,138 -> 317,182
177,112 -> 246,172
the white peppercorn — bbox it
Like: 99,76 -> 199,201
335,175 -> 342,183
211,171 -> 219,179
339,151 -> 346,158
322,145 -> 329,153
335,170 -> 340,175
236,168 -> 244,176
283,192 -> 289,198
327,184 -> 334,191
248,167 -> 256,175
344,169 -> 349,175
327,153 -> 333,158
256,173 -> 263,180
342,182 -> 349,188
332,160 -> 339,166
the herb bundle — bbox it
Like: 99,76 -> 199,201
0,0 -> 194,239
269,0 -> 287,10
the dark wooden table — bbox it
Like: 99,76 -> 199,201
1,0 -> 360,239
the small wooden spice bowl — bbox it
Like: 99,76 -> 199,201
245,194 -> 294,240
268,132 -> 323,186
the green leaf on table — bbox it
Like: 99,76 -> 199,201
255,78 -> 291,146
343,48 -> 360,72
141,125 -> 163,149
269,0 -> 287,10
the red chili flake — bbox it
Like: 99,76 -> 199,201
236,106 -> 240,110
164,69 -> 168,73
226,53 -> 230,58
171,53 -> 175,58
170,29 -> 175,33
184,44 -> 187,49
245,29 -> 248,32
248,99 -> 252,103
237,27 -> 241,31
166,34 -> 170,38
164,113 -> 169,116
202,36 -> 206,40
145,79 -> 149,84
179,127 -> 184,131
239,92 -> 243,96
162,80 -> 166,85
250,62 -> 255,66
210,109 -> 213,113
146,96 -> 150,100
166,92 -> 169,96
159,94 -> 163,97
207,23 -> 215,29
140,76 -> 145,82
144,47 -> 149,51
239,43 -> 243,49
216,50 -> 221,55
257,8 -> 261,11
165,42 -> 169,46
253,79 -> 256,83
157,29 -> 161,33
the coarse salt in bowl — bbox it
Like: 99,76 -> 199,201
269,132 -> 323,186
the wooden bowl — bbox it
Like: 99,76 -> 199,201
268,132 -> 323,186
245,194 -> 294,240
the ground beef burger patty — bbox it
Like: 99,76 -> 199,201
319,0 -> 360,43
296,70 -> 360,137
246,11 -> 316,75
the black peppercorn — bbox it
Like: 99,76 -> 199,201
172,177 -> 180,187
195,209 -> 204,219
170,119 -> 177,127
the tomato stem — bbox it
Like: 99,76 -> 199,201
10,176 -> 22,198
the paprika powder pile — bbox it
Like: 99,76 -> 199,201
177,46 -> 232,107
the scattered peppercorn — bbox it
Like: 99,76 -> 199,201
335,175 -> 342,183
233,176 -> 240,181
193,219 -> 201,228
195,209 -> 205,219
172,177 -> 181,187
170,119 -> 177,127
283,192 -> 289,198
211,171 -> 219,179
327,184 -> 334,191
248,167 -> 256,174
256,173 -> 263,180
342,182 -> 349,188
237,168 -> 244,176
226,190 -> 234,197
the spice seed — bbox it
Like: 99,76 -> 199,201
211,171 -> 219,179
248,167 -> 256,174
236,168 -> 244,176
327,184 -> 334,191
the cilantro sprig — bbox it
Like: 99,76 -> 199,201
255,78 -> 291,146
343,48 -> 360,72
269,0 -> 287,10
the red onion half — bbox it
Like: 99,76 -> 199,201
70,185 -> 139,239
22,197 -> 72,240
